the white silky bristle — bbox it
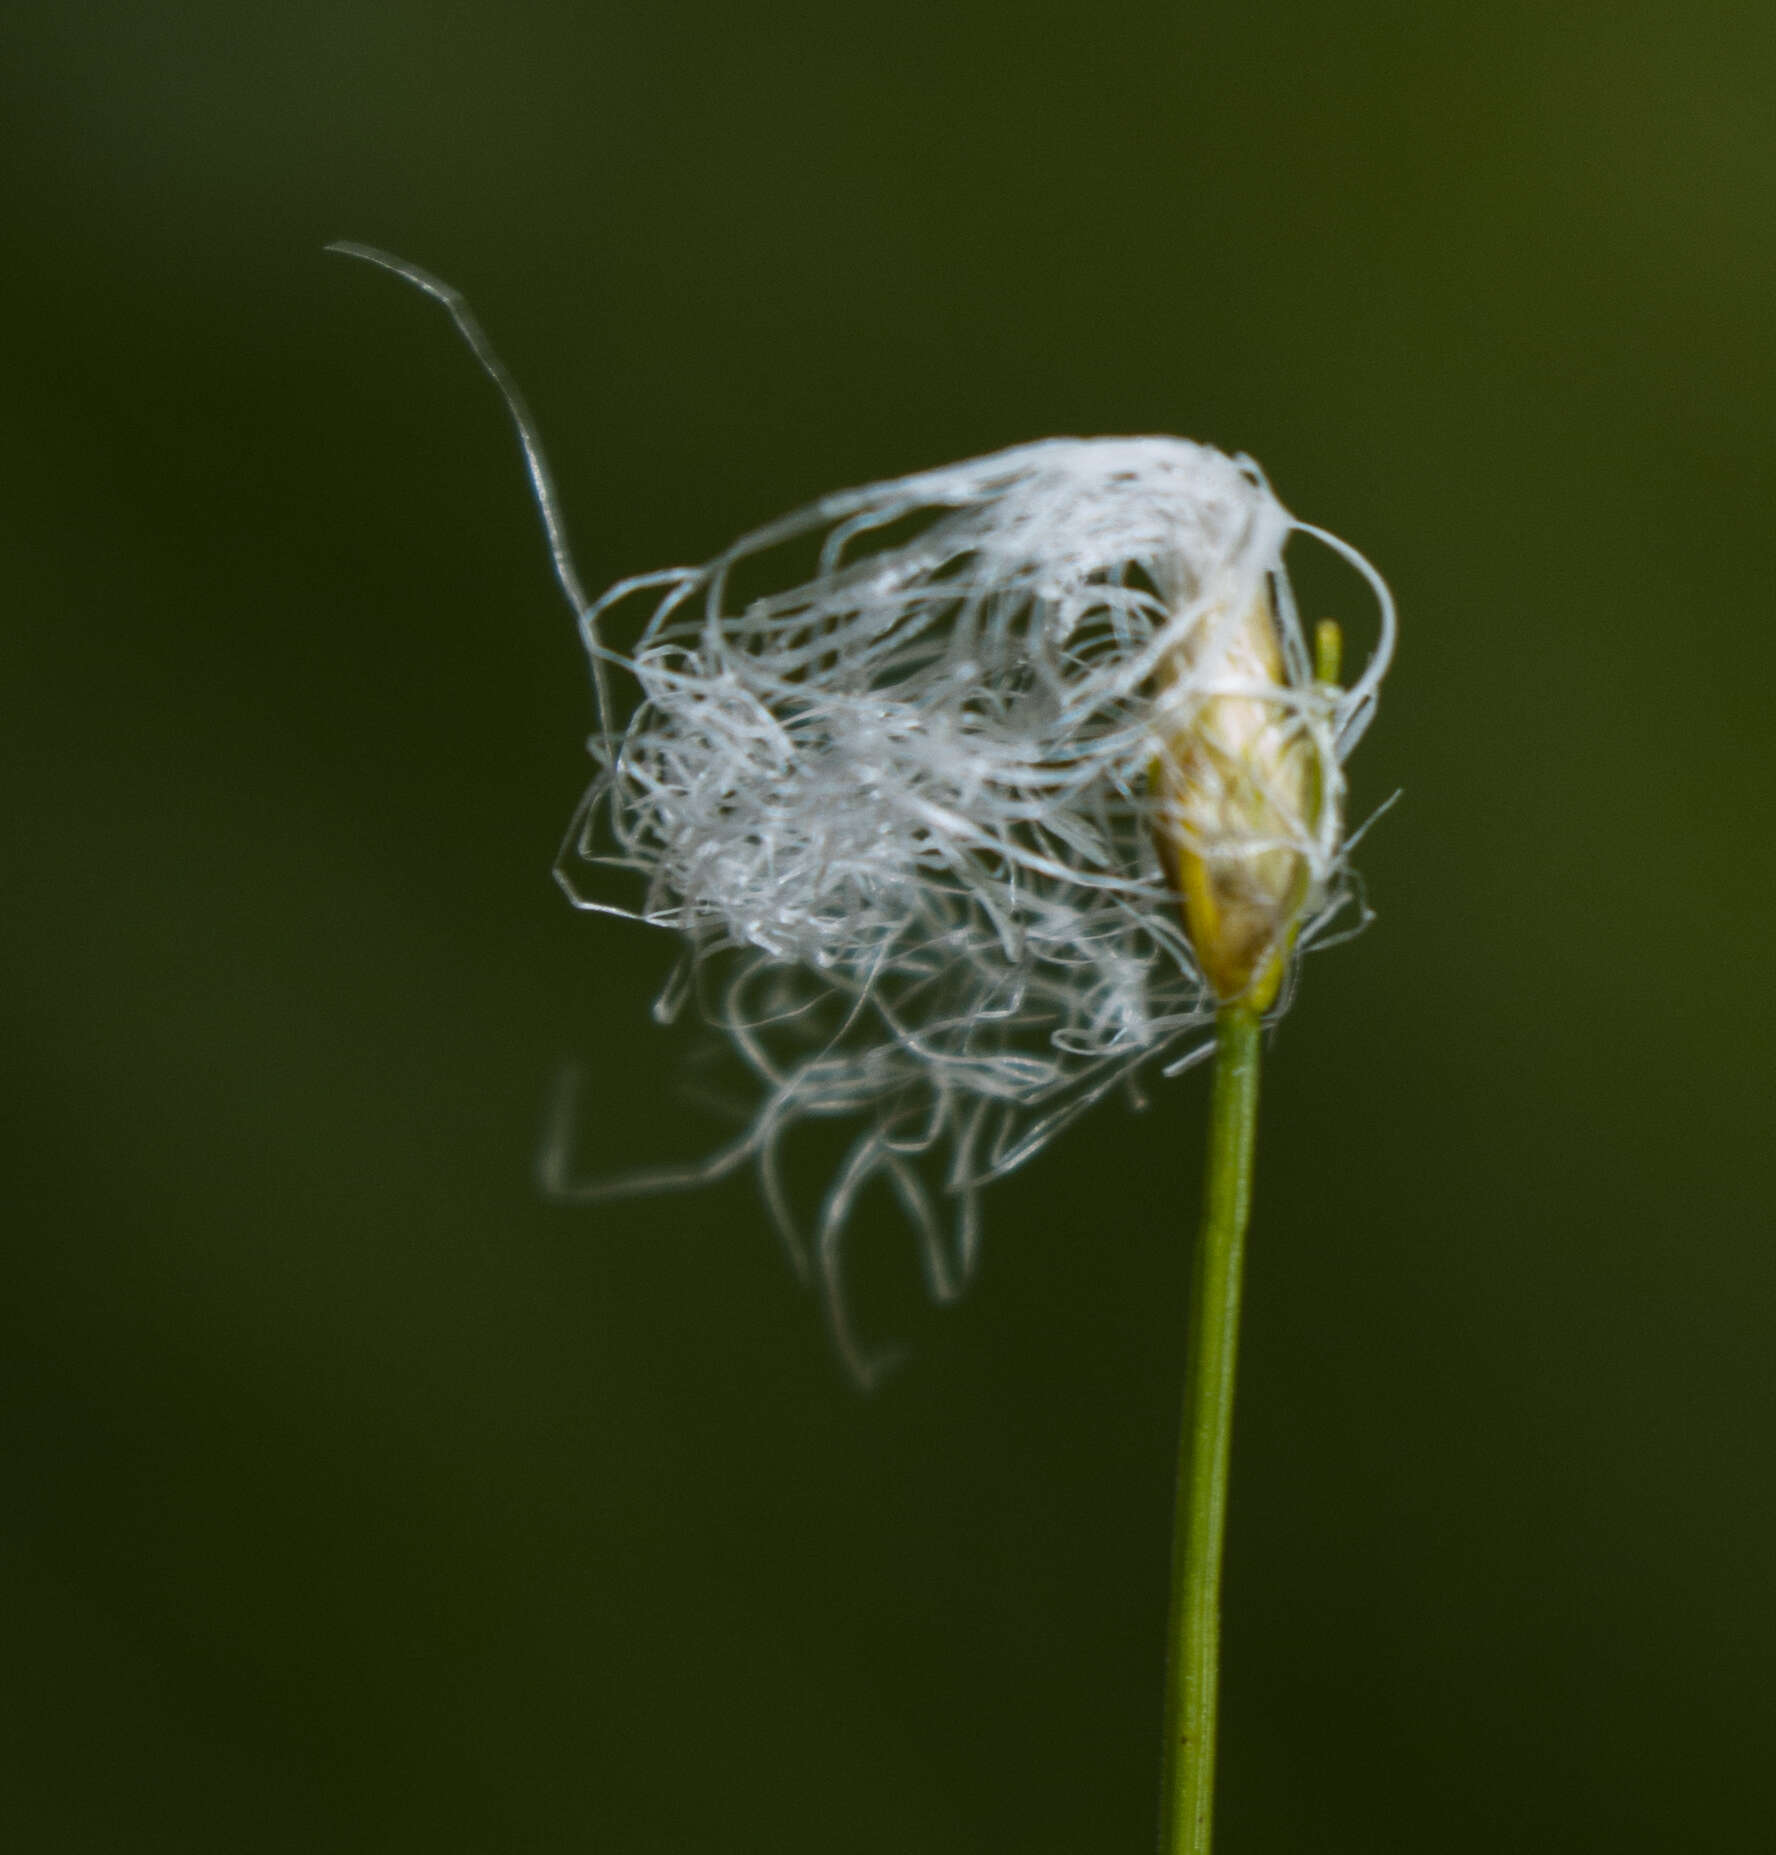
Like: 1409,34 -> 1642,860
556,437 -> 1394,1378
330,240 -> 1394,1381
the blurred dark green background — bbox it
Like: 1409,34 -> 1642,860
6,3 -> 1774,1849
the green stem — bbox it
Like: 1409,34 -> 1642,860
1159,1003 -> 1263,1855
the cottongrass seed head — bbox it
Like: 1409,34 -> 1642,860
335,247 -> 1396,1381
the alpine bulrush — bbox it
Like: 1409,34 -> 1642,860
332,246 -> 1394,1379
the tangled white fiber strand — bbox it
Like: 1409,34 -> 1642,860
335,246 -> 1395,1381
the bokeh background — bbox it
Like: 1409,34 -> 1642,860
7,3 -> 1775,1849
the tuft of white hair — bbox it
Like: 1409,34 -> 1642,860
331,247 -> 1394,1381
552,440 -> 1395,1378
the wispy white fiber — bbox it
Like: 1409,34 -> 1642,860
334,246 -> 1395,1381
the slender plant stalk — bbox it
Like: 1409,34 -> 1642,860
1159,1001 -> 1263,1855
